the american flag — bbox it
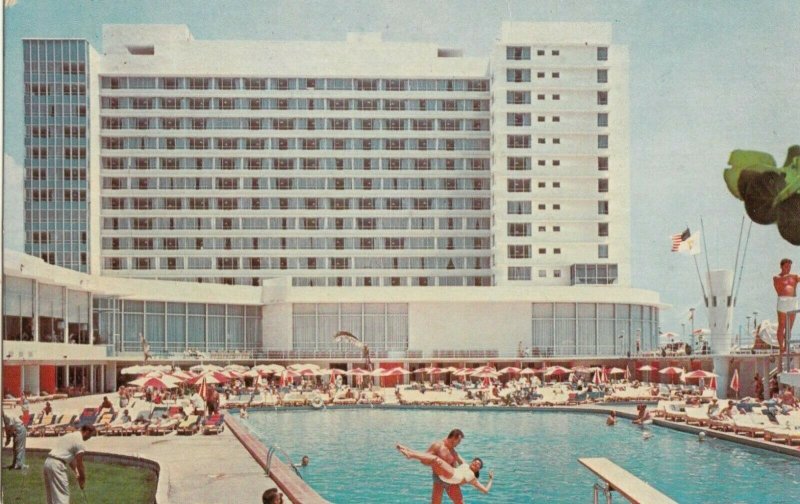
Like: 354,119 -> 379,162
671,228 -> 691,252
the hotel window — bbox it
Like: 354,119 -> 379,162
507,69 -> 531,82
598,201 -> 609,215
508,157 -> 531,171
538,160 -> 546,166
538,182 -> 546,188
508,267 -> 531,281
552,182 -> 561,188
508,245 -> 531,259
598,157 -> 609,171
507,91 -> 530,104
598,245 -> 609,259
552,72 -> 560,78
507,135 -> 530,149
538,116 -> 545,122
597,91 -> 608,105
508,179 -> 531,193
538,270 -> 547,278
598,135 -> 609,149
508,223 -> 531,236
597,69 -> 608,83
538,248 -> 546,255
553,226 -> 561,232
598,179 -> 609,193
552,94 -> 560,100
553,138 -> 561,144
506,46 -> 530,60
537,49 -> 545,56
597,47 -> 608,61
537,94 -> 545,100
554,270 -> 562,278
553,160 -> 561,166
554,248 -> 561,255
598,113 -> 609,127
507,113 -> 531,126
507,201 -> 531,214
553,204 -> 561,210
538,204 -> 546,210
598,223 -> 609,237
538,138 -> 546,144
552,116 -> 560,122
537,72 -> 545,79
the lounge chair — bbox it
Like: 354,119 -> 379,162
147,416 -> 179,435
104,414 -> 134,436
201,413 -> 225,434
65,407 -> 99,432
732,413 -> 768,437
44,414 -> 77,436
130,409 -> 156,435
664,403 -> 687,422
281,393 -> 307,407
176,415 -> 202,435
28,414 -> 57,436
685,407 -> 711,426
93,411 -> 117,434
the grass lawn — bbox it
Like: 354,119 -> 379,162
1,448 -> 158,503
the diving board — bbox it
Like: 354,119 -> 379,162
578,457 -> 677,504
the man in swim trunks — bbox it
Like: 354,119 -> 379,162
397,443 -> 494,495
427,429 -> 466,504
774,258 -> 799,366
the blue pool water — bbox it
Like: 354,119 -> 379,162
242,408 -> 800,503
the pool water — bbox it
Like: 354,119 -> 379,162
243,408 -> 800,503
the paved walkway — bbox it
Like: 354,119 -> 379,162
8,393 -> 277,504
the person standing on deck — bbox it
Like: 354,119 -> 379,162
773,258 -> 799,368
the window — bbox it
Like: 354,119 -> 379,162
507,201 -> 531,214
598,157 -> 609,171
538,204 -> 546,210
553,226 -> 561,232
506,69 -> 531,82
507,91 -> 531,104
538,160 -> 546,166
508,223 -> 531,236
598,179 -> 609,193
598,244 -> 609,258
507,135 -> 530,149
538,116 -> 545,123
553,160 -> 561,166
598,201 -> 609,215
538,138 -> 546,144
537,49 -> 545,56
508,266 -> 531,281
506,46 -> 530,60
552,94 -> 560,100
552,182 -> 561,188
507,179 -> 531,193
553,270 -> 561,278
537,72 -> 545,79
597,69 -> 608,83
553,138 -> 561,144
597,91 -> 608,105
537,94 -> 546,101
552,72 -> 560,78
553,204 -> 561,210
598,223 -> 609,237
554,248 -> 561,254
538,248 -> 546,255
507,157 -> 531,171
598,135 -> 609,149
552,116 -> 560,122
597,47 -> 608,61
507,113 -> 531,127
538,182 -> 546,188
508,245 -> 531,258
552,50 -> 560,56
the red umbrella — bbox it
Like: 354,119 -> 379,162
187,371 -> 229,386
498,366 -> 522,375
519,367 -> 538,375
683,370 -> 717,380
729,369 -> 740,397
129,375 -> 180,390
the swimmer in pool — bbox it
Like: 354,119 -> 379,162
396,443 -> 494,494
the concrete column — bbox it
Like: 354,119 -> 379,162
89,364 -> 95,393
64,365 -> 70,389
62,286 -> 69,344
33,280 -> 39,342
712,356 -> 730,399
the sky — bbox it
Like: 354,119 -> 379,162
2,0 -> 799,338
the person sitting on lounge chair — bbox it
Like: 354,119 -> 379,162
396,443 -> 494,495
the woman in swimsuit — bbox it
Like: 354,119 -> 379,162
396,443 -> 494,494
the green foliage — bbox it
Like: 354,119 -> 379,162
723,145 -> 800,245
1,449 -> 157,504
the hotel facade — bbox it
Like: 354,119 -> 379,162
5,22 -> 661,396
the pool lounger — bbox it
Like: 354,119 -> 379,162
202,413 -> 225,434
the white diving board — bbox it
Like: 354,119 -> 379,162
578,457 -> 677,504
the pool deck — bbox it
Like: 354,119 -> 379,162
9,393 -> 278,504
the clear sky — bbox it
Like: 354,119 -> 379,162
3,0 -> 799,338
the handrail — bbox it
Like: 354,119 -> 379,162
266,446 -> 303,480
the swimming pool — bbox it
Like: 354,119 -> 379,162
242,408 -> 800,503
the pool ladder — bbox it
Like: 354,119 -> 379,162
266,445 -> 303,480
593,482 -> 613,504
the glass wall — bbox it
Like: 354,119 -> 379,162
2,277 -> 35,340
292,303 -> 409,352
93,297 -> 261,354
531,302 -> 658,357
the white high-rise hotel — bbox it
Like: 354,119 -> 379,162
7,22 -> 659,394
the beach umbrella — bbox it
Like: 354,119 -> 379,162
471,369 -> 500,378
683,370 -> 717,380
592,370 -> 602,385
187,371 -> 228,385
347,367 -> 371,376
382,367 -> 410,376
498,366 -> 522,375
169,369 -> 194,381
519,367 -> 538,375
129,375 -> 180,390
452,367 -> 473,376
544,366 -> 571,376
255,364 -> 285,374
637,365 -> 656,371
243,369 -> 261,378
289,363 -> 321,372
190,363 -> 224,373
224,364 -> 249,373
608,367 -> 626,375
708,376 -> 717,390
729,369 -> 740,398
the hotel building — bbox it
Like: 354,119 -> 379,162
5,22 -> 660,396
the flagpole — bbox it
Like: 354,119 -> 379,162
700,218 -> 714,304
730,215 -> 745,296
733,220 -> 753,304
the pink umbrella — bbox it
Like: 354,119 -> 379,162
347,367 -> 371,376
382,367 -> 411,376
592,370 -> 602,385
187,371 -> 229,386
683,370 -> 717,380
129,375 -> 180,390
608,367 -> 626,375
519,367 -> 538,375
498,366 -> 522,375
544,366 -> 572,376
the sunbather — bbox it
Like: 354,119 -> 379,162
396,443 -> 494,494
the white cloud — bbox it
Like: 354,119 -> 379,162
3,154 -> 25,251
